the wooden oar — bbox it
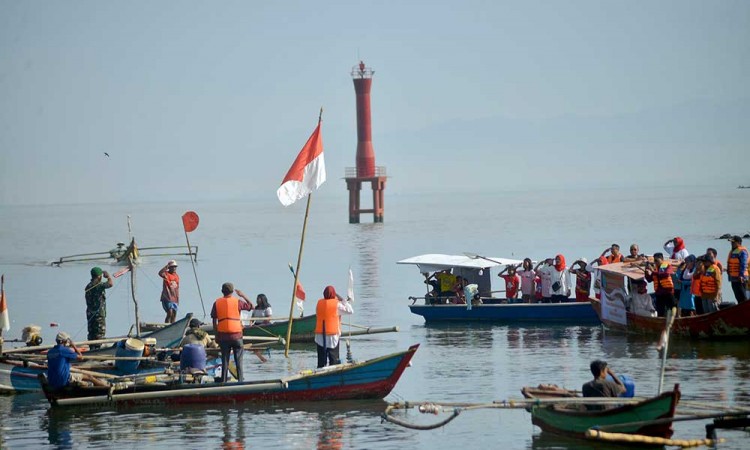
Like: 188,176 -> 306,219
1,337 -> 125,354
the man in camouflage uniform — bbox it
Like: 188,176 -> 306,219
85,267 -> 113,349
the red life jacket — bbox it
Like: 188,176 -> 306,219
606,254 -> 623,263
654,263 -> 674,292
215,296 -> 242,334
315,298 -> 340,335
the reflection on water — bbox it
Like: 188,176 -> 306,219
350,224 -> 384,305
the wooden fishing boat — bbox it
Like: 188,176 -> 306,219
0,314 -> 192,394
398,254 -> 600,324
521,384 -> 681,441
40,344 -> 419,407
590,260 -> 750,339
592,298 -> 750,338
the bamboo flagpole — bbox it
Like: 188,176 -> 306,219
277,109 -> 326,358
181,211 -> 206,317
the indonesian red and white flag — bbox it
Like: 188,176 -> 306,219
276,122 -> 326,206
295,281 -> 306,314
0,275 -> 10,332
113,266 -> 131,279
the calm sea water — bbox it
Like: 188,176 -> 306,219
0,186 -> 749,449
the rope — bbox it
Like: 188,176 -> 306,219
382,403 -> 463,430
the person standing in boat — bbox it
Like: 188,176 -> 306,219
664,237 -> 689,261
314,286 -> 353,368
600,244 -> 624,263
644,253 -> 675,317
549,254 -> 571,303
84,266 -> 113,349
624,243 -> 644,262
582,360 -> 625,398
675,255 -> 697,317
158,260 -> 180,324
497,264 -> 521,302
726,235 -> 748,304
699,255 -> 722,314
211,282 -> 252,382
569,258 -> 592,302
517,258 -> 536,303
535,259 -> 554,303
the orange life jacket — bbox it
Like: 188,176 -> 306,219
607,254 -> 623,263
727,246 -> 748,278
691,274 -> 702,296
315,298 -> 340,335
214,296 -> 242,334
653,263 -> 674,292
700,266 -> 719,295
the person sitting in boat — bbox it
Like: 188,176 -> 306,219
627,279 -> 657,317
180,318 -> 218,349
435,269 -> 457,299
582,360 -> 625,401
252,293 -> 273,326
569,258 -> 592,302
211,282 -> 253,382
497,264 -> 521,302
517,258 -> 536,303
315,286 -> 353,368
451,276 -> 467,304
46,332 -> 108,389
158,260 -> 180,324
600,244 -> 624,263
423,273 -> 441,304
644,253 -> 675,317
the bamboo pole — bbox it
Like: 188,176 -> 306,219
2,337 -> 126,354
658,306 -> 677,394
585,429 -> 724,448
183,226 -> 206,318
129,253 -> 141,336
284,193 -> 312,358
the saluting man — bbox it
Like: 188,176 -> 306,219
158,260 -> 180,324
85,267 -> 113,349
211,282 -> 252,382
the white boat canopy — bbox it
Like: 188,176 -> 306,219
397,254 -> 524,273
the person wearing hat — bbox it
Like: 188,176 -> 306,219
158,260 -> 180,324
727,236 -> 748,304
84,267 -> 113,349
211,282 -> 253,382
46,331 -> 107,389
179,318 -> 217,348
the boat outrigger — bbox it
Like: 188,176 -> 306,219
52,238 -> 198,266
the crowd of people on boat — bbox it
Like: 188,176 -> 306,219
47,259 -> 355,390
421,236 -> 749,319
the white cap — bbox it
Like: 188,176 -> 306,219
167,260 -> 178,267
56,331 -> 71,343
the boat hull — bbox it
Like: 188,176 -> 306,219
42,344 -> 419,407
525,386 -> 680,441
409,302 -> 600,324
591,299 -> 750,338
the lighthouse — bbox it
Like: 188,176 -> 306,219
345,61 -> 387,223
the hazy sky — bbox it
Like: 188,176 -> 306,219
1,1 -> 748,205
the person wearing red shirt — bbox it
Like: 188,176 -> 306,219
158,260 -> 180,324
497,264 -> 521,302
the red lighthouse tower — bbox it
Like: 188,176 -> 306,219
345,61 -> 386,223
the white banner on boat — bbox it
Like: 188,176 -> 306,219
600,270 -> 628,326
